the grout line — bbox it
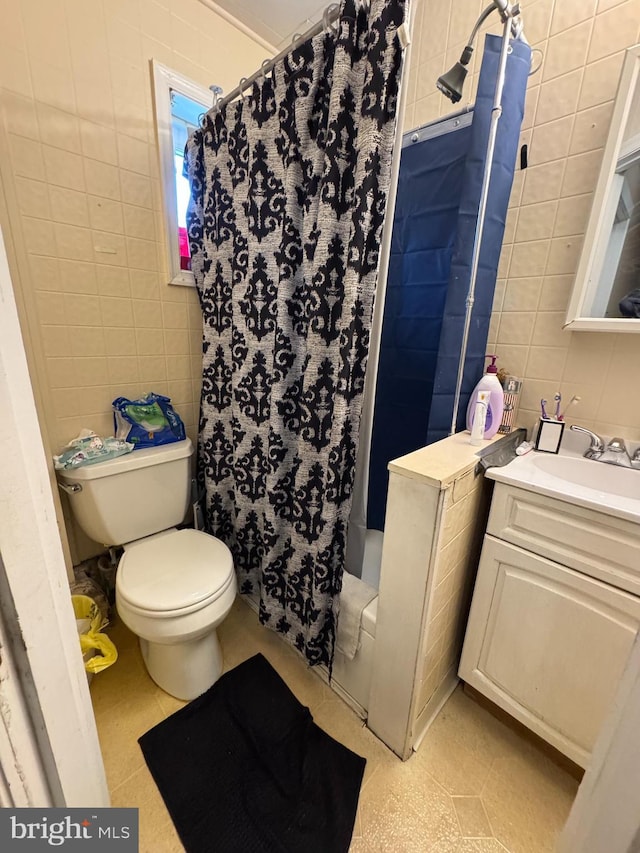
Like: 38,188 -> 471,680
450,793 -> 465,840
108,763 -> 148,799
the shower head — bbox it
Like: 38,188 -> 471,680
437,45 -> 473,104
436,2 -> 525,103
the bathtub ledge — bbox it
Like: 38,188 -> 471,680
388,430 -> 506,489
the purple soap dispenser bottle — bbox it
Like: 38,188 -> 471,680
466,355 -> 505,440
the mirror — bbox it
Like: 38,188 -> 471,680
566,44 -> 640,332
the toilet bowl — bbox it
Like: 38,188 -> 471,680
57,438 -> 237,700
116,527 -> 236,700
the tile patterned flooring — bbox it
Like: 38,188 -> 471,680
91,597 -> 578,852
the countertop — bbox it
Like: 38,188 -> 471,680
388,431 -> 508,489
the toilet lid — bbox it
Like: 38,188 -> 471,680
117,529 -> 234,612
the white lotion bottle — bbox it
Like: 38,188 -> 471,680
470,390 -> 490,446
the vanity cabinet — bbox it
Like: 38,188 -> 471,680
459,483 -> 640,768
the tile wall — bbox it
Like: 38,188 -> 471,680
404,0 -> 640,441
0,0 -> 267,560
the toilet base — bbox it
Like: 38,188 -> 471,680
140,629 -> 223,701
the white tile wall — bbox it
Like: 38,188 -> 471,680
0,0 -> 267,446
405,0 -> 640,441
0,0 -> 268,560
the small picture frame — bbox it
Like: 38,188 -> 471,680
535,419 -> 565,454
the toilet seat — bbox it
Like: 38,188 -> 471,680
117,528 -> 234,617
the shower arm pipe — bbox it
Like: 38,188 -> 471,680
467,5 -> 497,50
467,3 -> 528,54
449,14 -> 513,437
210,5 -> 341,114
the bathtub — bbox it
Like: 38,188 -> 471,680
327,529 -> 383,716
243,530 -> 383,717
330,592 -> 377,717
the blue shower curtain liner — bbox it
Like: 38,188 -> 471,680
367,33 -> 531,531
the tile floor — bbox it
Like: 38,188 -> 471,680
91,597 -> 579,852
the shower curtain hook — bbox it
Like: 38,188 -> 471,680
238,77 -> 248,102
323,3 -> 339,31
511,15 -> 524,41
260,59 -> 271,81
529,48 -> 543,76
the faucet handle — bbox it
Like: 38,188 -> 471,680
569,424 -> 605,457
606,436 -> 629,454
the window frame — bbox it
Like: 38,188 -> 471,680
151,60 -> 211,287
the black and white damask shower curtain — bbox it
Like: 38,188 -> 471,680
185,0 -> 406,667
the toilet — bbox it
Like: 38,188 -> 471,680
58,438 -> 236,700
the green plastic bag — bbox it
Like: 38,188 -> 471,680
72,595 -> 118,675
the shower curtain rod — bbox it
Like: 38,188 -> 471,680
208,1 -> 526,116
211,3 -> 342,114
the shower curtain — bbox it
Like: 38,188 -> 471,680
185,0 -> 406,667
365,33 -> 531,532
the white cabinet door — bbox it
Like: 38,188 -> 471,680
459,536 -> 640,768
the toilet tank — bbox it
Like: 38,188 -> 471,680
58,438 -> 194,546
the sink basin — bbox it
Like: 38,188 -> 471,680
532,454 -> 640,500
486,449 -> 640,523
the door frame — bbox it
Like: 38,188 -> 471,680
0,223 -> 108,806
558,627 -> 640,852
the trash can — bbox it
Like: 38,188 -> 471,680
72,595 -> 118,682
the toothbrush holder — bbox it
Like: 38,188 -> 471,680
535,418 -> 565,454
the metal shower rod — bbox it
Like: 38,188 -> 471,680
210,2 -> 342,115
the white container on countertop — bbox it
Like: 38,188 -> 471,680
470,390 -> 491,445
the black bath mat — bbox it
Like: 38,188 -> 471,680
139,653 -> 366,853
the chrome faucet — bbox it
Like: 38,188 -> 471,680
569,425 -> 605,459
570,425 -> 638,468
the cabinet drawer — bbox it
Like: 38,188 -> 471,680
459,536 -> 640,768
487,484 -> 640,596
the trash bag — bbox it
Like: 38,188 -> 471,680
72,595 -> 118,675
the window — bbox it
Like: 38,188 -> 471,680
151,61 -> 212,286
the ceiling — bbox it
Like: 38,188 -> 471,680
213,0 -> 329,50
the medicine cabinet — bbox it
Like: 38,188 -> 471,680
565,44 -> 640,332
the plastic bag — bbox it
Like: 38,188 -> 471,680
53,429 -> 133,470
72,595 -> 118,675
72,569 -> 110,624
112,392 -> 186,449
